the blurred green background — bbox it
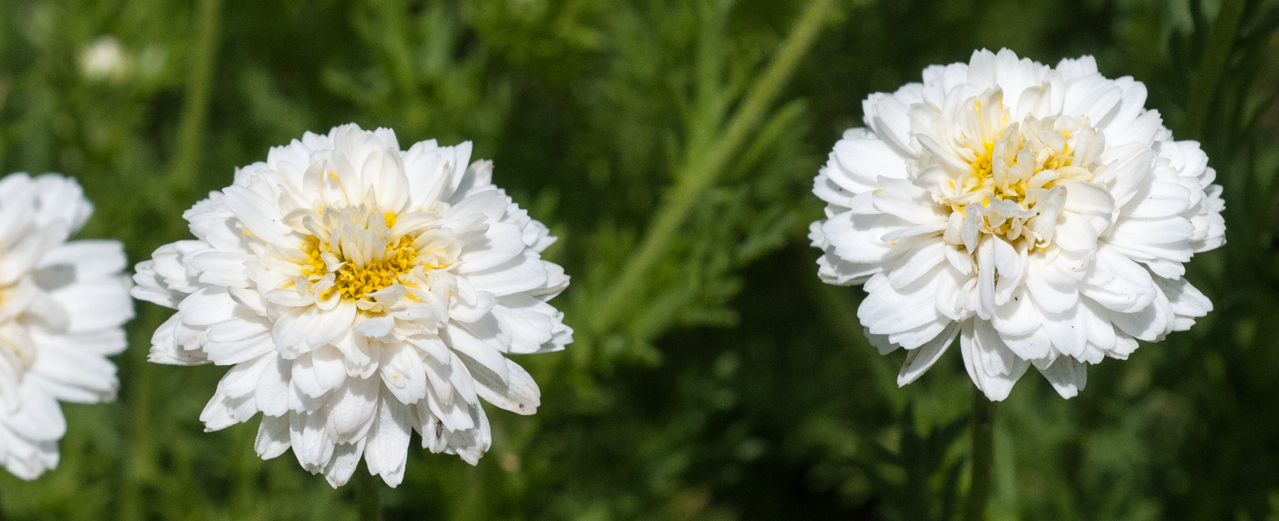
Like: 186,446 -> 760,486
0,0 -> 1277,519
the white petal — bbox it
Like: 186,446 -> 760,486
470,358 -> 540,416
222,185 -> 296,246
51,276 -> 134,332
147,315 -> 209,365
325,376 -> 379,444
5,387 -> 66,442
379,344 -> 428,404
897,323 -> 960,386
322,439 -> 365,488
255,414 -> 292,459
458,222 -> 527,272
444,323 -> 509,384
290,409 -> 334,472
1038,357 -> 1087,398
960,320 -> 1030,401
459,253 -> 549,297
364,393 -> 412,487
256,355 -> 292,417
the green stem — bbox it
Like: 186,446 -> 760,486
120,2 -> 223,519
811,281 -> 897,396
354,470 -> 385,521
963,390 -> 995,521
170,0 -> 224,199
117,330 -> 154,521
1186,0 -> 1245,138
589,0 -> 834,334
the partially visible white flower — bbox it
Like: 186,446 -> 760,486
0,173 -> 134,479
79,36 -> 129,81
132,124 -> 572,487
810,49 -> 1225,400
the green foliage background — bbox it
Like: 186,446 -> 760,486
0,0 -> 1276,519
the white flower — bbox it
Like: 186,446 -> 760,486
0,173 -> 134,479
131,124 -> 572,487
810,49 -> 1225,400
79,36 -> 129,81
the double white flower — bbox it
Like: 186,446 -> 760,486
132,124 -> 571,487
0,173 -> 133,479
810,49 -> 1225,400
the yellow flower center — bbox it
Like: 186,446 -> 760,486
304,235 -> 420,301
289,202 -> 460,308
951,131 -> 1076,248
927,88 -> 1102,253
965,137 -> 1073,207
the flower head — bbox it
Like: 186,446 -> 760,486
0,173 -> 133,478
79,36 -> 129,82
132,124 -> 571,487
810,49 -> 1225,400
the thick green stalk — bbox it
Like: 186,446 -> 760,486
117,317 -> 161,521
120,1 -> 223,519
590,0 -> 833,334
169,0 -> 224,198
812,282 -> 897,396
354,470 -> 385,521
1186,0 -> 1245,138
963,390 -> 995,521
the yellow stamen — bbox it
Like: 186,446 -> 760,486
332,236 -> 420,300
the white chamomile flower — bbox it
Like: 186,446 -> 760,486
0,173 -> 134,479
131,124 -> 571,487
810,49 -> 1225,400
79,36 -> 129,82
